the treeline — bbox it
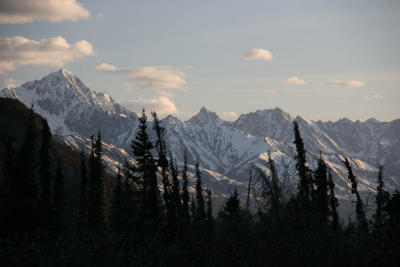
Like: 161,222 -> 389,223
0,107 -> 399,266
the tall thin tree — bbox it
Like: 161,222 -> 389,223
313,154 -> 329,225
343,158 -> 367,231
78,150 -> 88,236
195,162 -> 205,222
132,109 -> 159,220
88,133 -> 105,233
170,154 -> 181,220
153,112 -> 172,223
53,160 -> 66,237
181,151 -> 190,224
293,121 -> 312,206
374,165 -> 388,230
38,118 -> 53,231
328,169 -> 339,230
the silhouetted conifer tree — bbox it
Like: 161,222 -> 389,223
78,151 -> 88,236
374,165 -> 389,230
343,158 -> 367,231
195,162 -> 205,222
246,170 -> 252,211
88,133 -> 105,233
110,169 -> 124,232
122,159 -> 141,215
206,188 -> 214,232
53,161 -> 65,237
181,152 -> 190,224
190,196 -> 196,223
38,118 -> 53,231
328,169 -> 339,230
384,191 -> 400,226
147,155 -> 160,220
219,188 -> 242,221
132,109 -> 159,220
267,152 -> 281,217
170,154 -> 181,220
313,154 -> 329,225
293,121 -> 312,206
153,112 -> 172,225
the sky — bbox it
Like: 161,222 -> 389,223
0,0 -> 399,121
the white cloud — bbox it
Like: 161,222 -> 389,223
242,48 -> 273,61
128,66 -> 186,89
95,62 -> 118,72
3,77 -> 22,88
329,80 -> 365,88
123,93 -> 179,115
220,111 -> 238,121
0,0 -> 90,24
362,94 -> 384,101
285,76 -> 306,85
263,89 -> 276,94
0,36 -> 95,74
96,63 -> 186,90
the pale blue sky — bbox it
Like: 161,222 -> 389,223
1,0 -> 399,121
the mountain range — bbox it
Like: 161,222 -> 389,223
1,69 -> 399,212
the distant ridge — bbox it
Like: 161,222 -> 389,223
2,69 -> 399,203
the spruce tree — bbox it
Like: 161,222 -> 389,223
110,169 -> 124,233
343,158 -> 367,231
38,118 -> 53,231
328,169 -> 339,230
169,154 -> 181,230
313,154 -> 329,225
293,121 -> 312,206
132,109 -> 151,212
53,161 -> 66,237
132,109 -> 159,220
88,133 -> 105,233
206,188 -> 214,232
181,152 -> 190,224
146,153 -> 160,221
374,165 -> 389,230
219,188 -> 242,221
78,151 -> 88,236
190,196 -> 196,223
152,112 -> 172,223
246,170 -> 252,211
267,152 -> 281,217
195,162 -> 205,222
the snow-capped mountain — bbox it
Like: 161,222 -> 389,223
0,69 -> 137,145
2,69 -> 399,205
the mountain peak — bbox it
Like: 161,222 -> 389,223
187,106 -> 222,126
58,68 -> 73,76
336,117 -> 352,124
45,68 -> 77,82
199,106 -> 213,113
365,117 -> 379,124
244,107 -> 292,122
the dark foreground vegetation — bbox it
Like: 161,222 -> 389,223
0,98 -> 399,266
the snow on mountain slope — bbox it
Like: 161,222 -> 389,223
2,69 -> 399,203
0,69 -> 138,146
54,134 -> 247,207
